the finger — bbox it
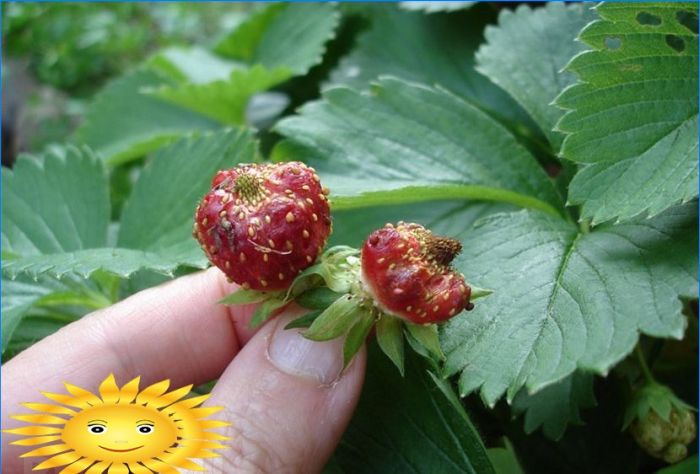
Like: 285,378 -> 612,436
202,308 -> 366,474
1,268 -> 260,473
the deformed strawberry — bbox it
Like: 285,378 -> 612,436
193,162 -> 331,291
291,222 -> 488,374
360,222 -> 473,324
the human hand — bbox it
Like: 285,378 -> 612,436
1,268 -> 366,473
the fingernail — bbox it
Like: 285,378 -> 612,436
268,316 -> 344,385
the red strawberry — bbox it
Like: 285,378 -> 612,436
193,162 -> 331,291
360,222 -> 473,324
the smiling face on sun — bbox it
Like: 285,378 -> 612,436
61,404 -> 178,463
4,374 -> 230,473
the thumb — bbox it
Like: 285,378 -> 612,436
203,306 -> 366,474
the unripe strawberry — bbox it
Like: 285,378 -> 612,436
360,222 -> 473,324
194,162 -> 331,291
630,407 -> 696,464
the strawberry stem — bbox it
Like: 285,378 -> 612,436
635,343 -> 656,384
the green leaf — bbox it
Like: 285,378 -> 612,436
304,294 -> 363,342
656,455 -> 698,474
74,67 -> 218,165
274,78 -> 562,215
556,2 -> 699,224
150,46 -> 242,84
118,128 -> 257,267
328,6 -> 534,131
2,248 -> 200,280
330,200 -> 516,248
3,130 -> 257,280
476,3 -> 598,150
406,323 -> 445,361
219,288 -> 275,305
334,343 -> 495,474
512,371 -> 597,440
399,2 -> 475,13
442,202 -> 698,406
215,3 -> 340,76
3,313 -> 77,360
343,311 -> 375,367
487,439 -> 525,474
375,315 -> 405,375
2,146 -> 109,257
150,65 -> 292,125
623,382 -> 695,429
285,311 -> 322,330
249,297 -> 287,329
295,287 -> 345,311
1,277 -> 59,352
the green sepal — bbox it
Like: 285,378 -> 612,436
284,310 -> 322,330
376,315 -> 405,376
623,382 -> 695,429
296,287 -> 345,311
405,322 -> 445,361
219,288 -> 280,305
343,310 -> 375,368
470,285 -> 494,300
303,294 -> 363,341
286,246 -> 360,300
249,296 -> 287,329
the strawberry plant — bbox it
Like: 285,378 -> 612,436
3,3 -> 698,473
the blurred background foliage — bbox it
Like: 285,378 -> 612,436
2,2 -> 254,162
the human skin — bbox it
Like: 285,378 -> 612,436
1,268 -> 366,473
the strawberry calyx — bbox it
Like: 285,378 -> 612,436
218,223 -> 492,374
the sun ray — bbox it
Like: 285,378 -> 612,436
117,376 -> 140,404
135,379 -> 170,405
141,458 -> 180,474
10,435 -> 62,446
41,391 -> 92,409
34,450 -> 82,470
6,374 -> 230,473
172,394 -> 210,410
63,383 -> 102,406
126,462 -> 153,474
199,420 -> 231,429
83,460 -> 110,474
171,458 -> 206,471
4,425 -> 62,436
58,457 -> 93,474
20,442 -> 71,458
189,406 -> 223,419
149,385 -> 193,408
11,414 -> 68,425
199,431 -> 229,442
107,462 -> 129,474
98,374 -> 120,404
22,402 -> 77,416
196,449 -> 221,459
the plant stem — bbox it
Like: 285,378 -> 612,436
635,343 -> 656,384
579,218 -> 591,234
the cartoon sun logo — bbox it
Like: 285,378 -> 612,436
4,374 -> 230,473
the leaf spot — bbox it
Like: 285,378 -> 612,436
665,34 -> 685,53
675,10 -> 698,34
604,36 -> 622,50
635,11 -> 662,26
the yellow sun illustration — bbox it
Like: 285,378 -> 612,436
4,374 -> 230,473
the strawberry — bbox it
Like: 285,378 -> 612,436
193,162 -> 331,291
360,222 -> 473,324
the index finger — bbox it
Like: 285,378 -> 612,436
2,267 -> 258,411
